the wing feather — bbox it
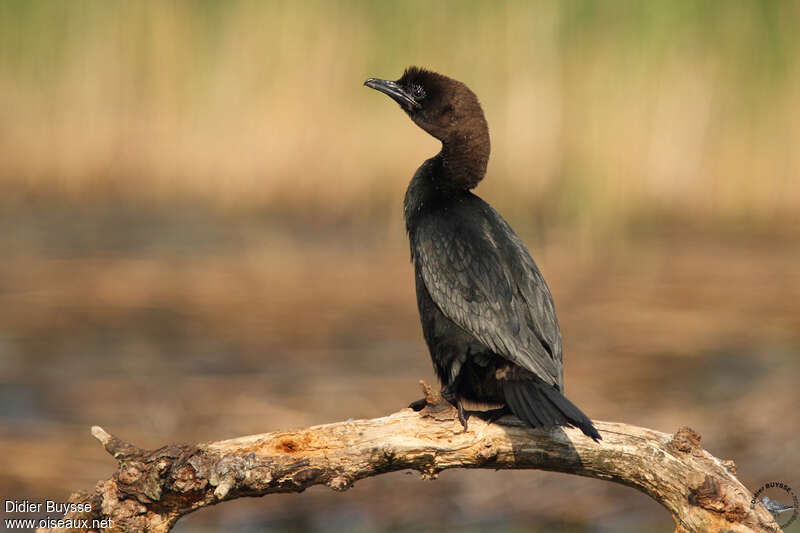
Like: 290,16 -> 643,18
413,196 -> 563,387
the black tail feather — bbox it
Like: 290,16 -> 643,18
503,379 -> 601,441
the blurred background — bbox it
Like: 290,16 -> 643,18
1,1 -> 798,531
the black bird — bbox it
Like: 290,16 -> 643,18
365,67 -> 600,441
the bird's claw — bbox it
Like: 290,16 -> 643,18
456,400 -> 469,432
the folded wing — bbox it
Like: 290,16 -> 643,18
412,196 -> 564,389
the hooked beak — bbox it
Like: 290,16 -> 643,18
364,78 -> 421,110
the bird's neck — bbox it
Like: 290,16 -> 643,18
439,119 -> 490,191
404,119 -> 490,233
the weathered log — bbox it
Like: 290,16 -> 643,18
40,383 -> 780,533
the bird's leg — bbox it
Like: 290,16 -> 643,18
408,397 -> 428,411
441,385 -> 469,431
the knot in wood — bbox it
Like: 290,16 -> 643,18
689,475 -> 749,523
669,426 -> 702,455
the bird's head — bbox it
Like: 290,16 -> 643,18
365,66 -> 486,142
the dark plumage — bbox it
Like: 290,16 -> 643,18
365,67 -> 600,441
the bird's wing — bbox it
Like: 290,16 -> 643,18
413,197 -> 563,388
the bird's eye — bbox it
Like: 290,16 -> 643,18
411,84 -> 426,100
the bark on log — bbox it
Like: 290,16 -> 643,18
41,383 -> 780,533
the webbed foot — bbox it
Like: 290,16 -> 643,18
408,397 -> 428,411
474,406 -> 511,425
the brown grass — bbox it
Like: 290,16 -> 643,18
1,2 -> 798,230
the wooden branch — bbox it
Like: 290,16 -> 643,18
41,383 -> 780,533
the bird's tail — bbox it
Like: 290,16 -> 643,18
503,379 -> 601,441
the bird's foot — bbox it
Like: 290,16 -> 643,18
473,406 -> 511,425
441,387 -> 469,432
408,397 -> 428,411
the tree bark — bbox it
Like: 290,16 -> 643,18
40,383 -> 780,533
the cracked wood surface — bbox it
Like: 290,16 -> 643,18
40,385 -> 780,533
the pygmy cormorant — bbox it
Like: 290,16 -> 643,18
365,67 -> 600,441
